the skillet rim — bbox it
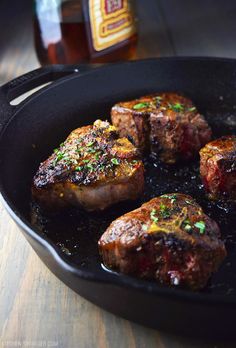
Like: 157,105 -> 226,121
0,56 -> 236,307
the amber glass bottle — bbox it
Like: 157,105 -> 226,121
34,0 -> 138,65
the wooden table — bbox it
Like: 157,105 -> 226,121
0,1 -> 236,347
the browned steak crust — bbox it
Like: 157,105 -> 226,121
98,193 -> 226,290
111,94 -> 153,151
200,135 -> 236,200
32,120 -> 144,211
111,93 -> 212,163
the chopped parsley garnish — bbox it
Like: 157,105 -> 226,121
150,209 -> 159,223
76,138 -> 83,144
168,102 -> 184,112
87,141 -> 95,147
159,203 -> 171,218
131,160 -> 138,165
161,194 -> 177,203
188,106 -> 196,112
133,102 -> 150,110
54,151 -> 65,164
142,224 -> 148,231
87,148 -> 97,154
185,199 -> 194,205
86,164 -> 94,171
111,158 -> 120,165
83,159 -> 90,163
153,96 -> 162,105
54,143 -> 64,154
75,166 -> 82,171
64,157 -> 74,166
182,219 -> 192,232
167,103 -> 196,113
194,221 -> 206,234
184,224 -> 192,231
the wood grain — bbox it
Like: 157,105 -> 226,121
158,0 -> 236,58
0,0 -> 235,347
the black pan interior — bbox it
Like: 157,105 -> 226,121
0,58 -> 236,299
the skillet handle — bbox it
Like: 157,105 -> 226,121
0,64 -> 94,133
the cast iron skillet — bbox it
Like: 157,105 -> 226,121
0,58 -> 236,339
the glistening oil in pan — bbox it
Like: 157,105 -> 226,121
31,152 -> 236,297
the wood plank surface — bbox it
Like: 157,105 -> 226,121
158,0 -> 236,58
0,1 -> 235,347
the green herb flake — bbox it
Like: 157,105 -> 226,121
53,148 -> 59,154
159,203 -> 171,218
185,199 -> 193,205
131,160 -> 138,165
56,151 -> 64,161
87,148 -> 97,153
111,158 -> 120,165
153,96 -> 162,105
182,219 -> 192,232
87,141 -> 95,147
161,194 -> 177,203
184,224 -> 192,231
142,224 -> 149,231
168,102 -> 184,112
194,221 -> 206,234
75,166 -> 83,171
188,106 -> 196,112
64,158 -> 72,166
133,102 -> 150,110
83,159 -> 90,163
86,164 -> 94,171
150,209 -> 159,224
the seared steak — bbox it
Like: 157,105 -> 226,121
111,93 -> 212,163
32,120 -> 144,211
98,193 -> 226,289
111,94 -> 152,151
200,135 -> 236,200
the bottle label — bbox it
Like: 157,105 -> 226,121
88,0 -> 136,51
